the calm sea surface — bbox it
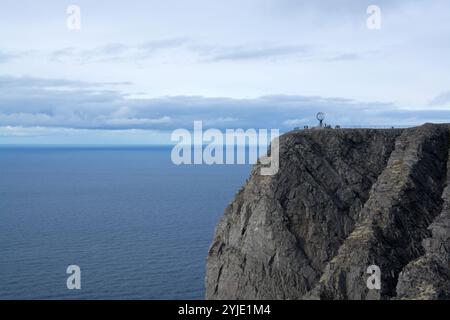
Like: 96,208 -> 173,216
0,146 -> 250,299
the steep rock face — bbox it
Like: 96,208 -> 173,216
205,124 -> 450,300
310,124 -> 449,300
395,150 -> 450,300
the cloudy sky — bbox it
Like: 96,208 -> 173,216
0,0 -> 449,144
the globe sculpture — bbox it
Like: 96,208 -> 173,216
316,112 -> 325,127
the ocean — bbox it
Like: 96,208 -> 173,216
0,146 -> 250,299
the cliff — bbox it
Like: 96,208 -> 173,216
205,123 -> 450,300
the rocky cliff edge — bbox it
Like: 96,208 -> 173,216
205,124 -> 450,300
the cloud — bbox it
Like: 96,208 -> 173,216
270,0 -> 426,17
325,53 -> 361,62
283,118 -> 309,126
50,38 -> 190,64
199,44 -> 312,62
0,126 -> 80,137
0,75 -> 130,89
0,126 -> 170,145
1,75 -> 449,138
49,39 -> 317,64
104,116 -> 172,126
0,50 -> 25,63
430,91 -> 450,106
48,39 -> 375,66
0,52 -> 15,63
138,38 -> 190,55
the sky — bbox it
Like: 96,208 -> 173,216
0,0 -> 449,144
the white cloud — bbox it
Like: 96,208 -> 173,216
283,118 -> 309,126
430,91 -> 450,106
104,116 -> 172,126
0,126 -> 171,145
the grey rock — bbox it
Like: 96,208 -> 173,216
205,124 -> 450,300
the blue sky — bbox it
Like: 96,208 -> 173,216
0,0 -> 449,144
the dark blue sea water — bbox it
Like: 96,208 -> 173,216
0,146 -> 250,299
